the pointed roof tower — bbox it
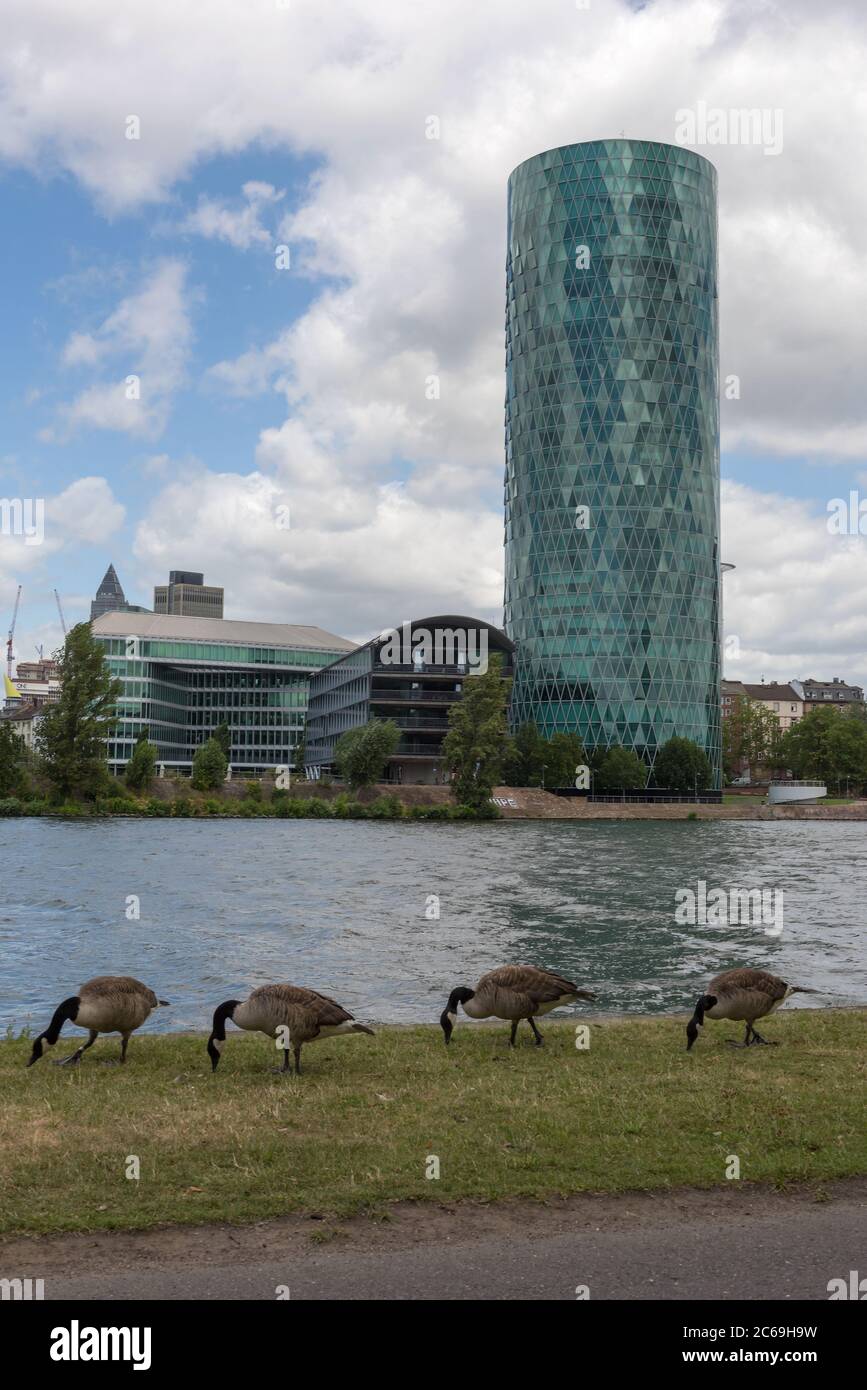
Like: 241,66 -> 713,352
90,564 -> 149,621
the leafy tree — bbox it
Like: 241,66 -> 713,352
125,728 -> 157,791
722,695 -> 781,778
191,736 -> 228,790
501,720 -> 545,786
441,654 -> 509,807
545,731 -> 586,789
653,736 -> 713,791
333,719 -> 400,790
213,722 -> 231,758
780,706 -> 867,789
37,623 -> 121,800
594,745 -> 647,791
293,722 -> 307,773
0,720 -> 27,797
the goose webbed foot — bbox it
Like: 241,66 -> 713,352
749,1031 -> 777,1045
52,1053 -> 83,1066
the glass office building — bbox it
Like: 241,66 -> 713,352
92,612 -> 355,772
504,139 -> 722,784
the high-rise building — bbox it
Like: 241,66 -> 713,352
504,139 -> 722,784
90,563 -> 151,621
154,571 -> 224,619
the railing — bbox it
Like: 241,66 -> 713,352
394,740 -> 447,756
390,718 -> 450,731
371,689 -> 462,703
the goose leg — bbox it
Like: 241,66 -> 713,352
509,1021 -> 519,1047
271,1046 -> 292,1074
121,1032 -> 131,1062
750,1029 -> 777,1046
53,1030 -> 98,1066
293,1044 -> 302,1076
528,1016 -> 544,1047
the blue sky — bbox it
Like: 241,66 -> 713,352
0,0 -> 865,687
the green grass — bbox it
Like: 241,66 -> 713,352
1,1012 -> 865,1236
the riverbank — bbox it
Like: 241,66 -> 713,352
1,780 -> 865,820
2,1011 -> 864,1236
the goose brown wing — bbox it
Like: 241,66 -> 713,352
80,976 -> 158,1007
479,964 -> 578,1007
710,968 -> 786,1001
250,984 -> 354,1025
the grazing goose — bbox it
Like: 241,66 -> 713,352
440,964 -> 596,1047
686,968 -> 818,1051
27,976 -> 169,1067
207,983 -> 375,1075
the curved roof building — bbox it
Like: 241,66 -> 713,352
503,139 -> 722,785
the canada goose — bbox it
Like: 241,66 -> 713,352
440,964 -> 597,1046
27,976 -> 170,1067
686,968 -> 818,1051
207,983 -> 375,1075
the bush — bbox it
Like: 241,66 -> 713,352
367,793 -> 405,819
242,779 -> 263,801
202,797 -> 224,816
172,797 -> 193,817
144,797 -> 170,817
97,796 -> 140,816
191,738 -> 228,791
0,797 -> 24,816
124,732 -> 157,791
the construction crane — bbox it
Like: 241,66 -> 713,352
54,589 -> 67,637
6,584 -> 21,680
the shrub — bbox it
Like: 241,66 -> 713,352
191,738 -> 228,791
172,797 -> 193,817
242,779 -> 263,801
367,793 -> 405,819
0,797 -> 24,816
144,797 -> 170,817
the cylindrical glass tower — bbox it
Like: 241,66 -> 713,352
504,139 -> 721,785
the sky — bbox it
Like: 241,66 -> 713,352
0,0 -> 865,688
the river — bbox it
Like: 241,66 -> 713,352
2,817 -> 865,1032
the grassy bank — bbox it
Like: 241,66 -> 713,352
1,1011 -> 865,1236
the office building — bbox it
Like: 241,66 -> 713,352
154,571 -> 224,619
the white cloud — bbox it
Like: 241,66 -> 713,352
174,181 -> 284,249
52,260 -> 193,439
721,479 -> 867,689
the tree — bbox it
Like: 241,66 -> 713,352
441,654 -> 509,807
191,736 -> 228,790
0,720 -> 27,797
333,719 -> 400,790
545,731 -> 586,790
213,722 -> 231,758
595,745 -> 647,791
125,728 -> 157,791
722,695 -> 781,778
293,722 -> 307,773
37,623 -> 121,800
653,736 -> 713,792
780,706 -> 867,789
501,721 -> 545,786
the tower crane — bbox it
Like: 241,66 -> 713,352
54,589 -> 68,637
6,584 -> 21,680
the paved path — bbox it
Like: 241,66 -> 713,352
5,1178 -> 865,1301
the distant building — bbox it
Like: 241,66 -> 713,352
721,678 -> 748,718
791,677 -> 864,711
154,571 -> 224,619
90,563 -> 151,621
91,611 -> 354,773
5,659 -> 61,709
306,615 -> 515,785
743,683 -> 803,731
1,701 -> 46,751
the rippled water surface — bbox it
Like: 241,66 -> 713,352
2,818 -> 865,1032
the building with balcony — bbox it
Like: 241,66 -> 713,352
91,611 -> 354,773
503,139 -> 722,785
305,616 -> 515,784
154,570 -> 224,619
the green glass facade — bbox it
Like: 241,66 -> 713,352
504,139 -> 722,784
95,635 -> 348,771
